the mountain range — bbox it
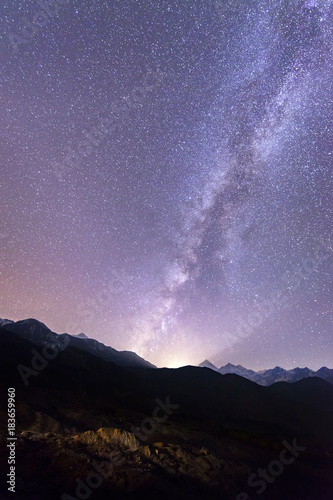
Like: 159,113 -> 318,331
199,360 -> 333,386
1,318 -> 331,389
0,317 -> 333,499
0,318 -> 333,386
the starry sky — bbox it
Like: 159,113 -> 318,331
0,0 -> 332,369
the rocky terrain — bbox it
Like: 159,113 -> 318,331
0,327 -> 332,499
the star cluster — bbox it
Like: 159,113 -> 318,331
1,0 -> 332,369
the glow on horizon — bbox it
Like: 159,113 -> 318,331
161,354 -> 195,369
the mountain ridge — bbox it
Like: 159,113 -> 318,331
199,359 -> 333,386
1,317 -> 331,385
0,317 -> 156,369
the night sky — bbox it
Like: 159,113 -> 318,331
1,0 -> 332,369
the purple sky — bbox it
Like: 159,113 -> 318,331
1,0 -> 332,369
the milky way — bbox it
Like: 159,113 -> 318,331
1,0 -> 332,369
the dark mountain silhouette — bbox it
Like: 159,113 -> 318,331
0,326 -> 332,499
0,318 -> 155,369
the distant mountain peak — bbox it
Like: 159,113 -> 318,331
198,360 -> 218,370
73,332 -> 89,339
